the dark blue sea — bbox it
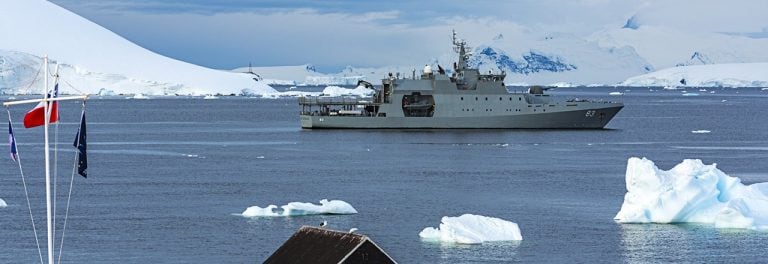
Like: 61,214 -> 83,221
2,86 -> 768,263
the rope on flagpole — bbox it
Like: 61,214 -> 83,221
56,101 -> 86,264
51,67 -> 61,251
22,59 -> 44,94
6,109 -> 45,264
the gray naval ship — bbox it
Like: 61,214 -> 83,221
299,31 -> 623,129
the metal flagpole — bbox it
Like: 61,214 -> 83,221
2,58 -> 87,264
43,55 -> 53,264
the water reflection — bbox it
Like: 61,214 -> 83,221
421,240 -> 522,263
619,223 -> 768,263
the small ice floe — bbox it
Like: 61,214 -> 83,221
203,95 -> 218,99
256,156 -> 265,159
721,100 -> 727,102
419,214 -> 522,244
691,130 -> 711,134
609,92 -> 624,96
614,157 -> 768,230
185,154 -> 199,158
710,91 -> 716,94
681,92 -> 699,96
130,93 -> 149,99
0,198 -> 7,207
240,199 -> 358,217
699,89 -> 707,92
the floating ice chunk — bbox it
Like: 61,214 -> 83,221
320,85 -> 374,97
691,130 -> 711,134
419,214 -> 522,244
97,88 -> 116,96
0,198 -> 6,207
682,92 -> 699,96
130,93 -> 149,99
242,204 -> 281,217
615,157 -> 768,230
282,199 -> 358,216
609,92 -> 624,96
240,199 -> 357,217
203,95 -> 218,99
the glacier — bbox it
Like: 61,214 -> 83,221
419,214 -> 523,244
0,0 -> 275,96
622,63 -> 768,88
240,199 -> 357,217
615,157 -> 768,230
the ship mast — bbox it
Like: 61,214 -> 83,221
452,30 -> 470,72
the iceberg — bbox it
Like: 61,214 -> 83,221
615,157 -> 768,230
320,85 -> 374,97
0,198 -> 6,207
419,214 -> 523,244
240,199 -> 357,217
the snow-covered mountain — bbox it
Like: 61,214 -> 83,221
0,0 -> 275,96
243,12 -> 766,87
590,25 -> 768,70
231,64 -> 367,86
621,63 -> 768,88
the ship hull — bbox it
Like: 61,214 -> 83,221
301,105 -> 623,129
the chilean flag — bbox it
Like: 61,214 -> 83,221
23,84 -> 59,128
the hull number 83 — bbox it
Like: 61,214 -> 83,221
585,110 -> 596,117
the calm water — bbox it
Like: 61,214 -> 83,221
2,87 -> 768,263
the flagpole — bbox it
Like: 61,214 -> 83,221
43,55 -> 54,264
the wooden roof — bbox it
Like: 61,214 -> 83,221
264,226 -> 396,264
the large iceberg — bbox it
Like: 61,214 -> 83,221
240,199 -> 357,217
615,157 -> 768,230
419,214 -> 523,244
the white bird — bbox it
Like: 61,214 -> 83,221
348,228 -> 358,233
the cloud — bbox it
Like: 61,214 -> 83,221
48,0 -> 768,71
628,0 -> 768,33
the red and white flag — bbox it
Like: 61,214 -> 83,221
23,84 -> 59,128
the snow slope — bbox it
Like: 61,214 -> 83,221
0,0 -> 275,95
622,63 -> 768,87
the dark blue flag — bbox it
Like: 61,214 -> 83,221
8,121 -> 18,162
73,111 -> 87,177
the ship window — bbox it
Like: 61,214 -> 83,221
509,97 -> 512,101
499,97 -> 502,101
461,97 -> 464,100
475,97 -> 478,101
519,97 -> 522,101
485,97 -> 488,101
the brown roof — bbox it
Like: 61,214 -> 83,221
264,226 -> 395,264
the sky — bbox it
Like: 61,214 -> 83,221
49,0 -> 768,73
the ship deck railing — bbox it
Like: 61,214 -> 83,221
298,96 -> 381,106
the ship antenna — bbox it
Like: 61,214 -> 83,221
452,30 -> 469,71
